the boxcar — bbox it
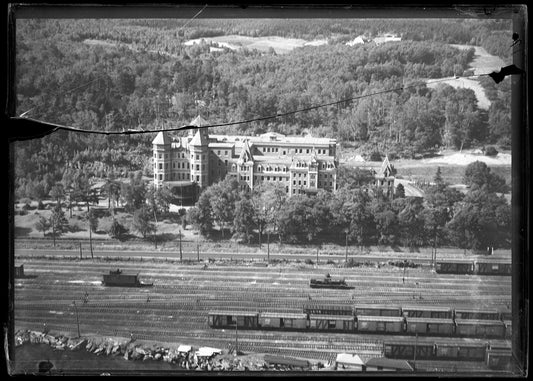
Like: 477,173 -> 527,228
454,308 -> 501,320
208,311 -> 259,329
405,317 -> 455,336
500,308 -> 512,321
303,301 -> 353,316
434,342 -> 487,361
435,260 -> 475,274
354,304 -> 402,317
356,316 -> 405,334
475,260 -> 512,276
259,312 -> 308,330
308,314 -> 355,332
486,349 -> 512,370
454,319 -> 506,339
402,306 -> 453,319
383,340 -> 435,360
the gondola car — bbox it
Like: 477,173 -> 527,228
486,349 -> 512,370
454,308 -> 501,320
454,319 -> 506,339
384,339 -> 488,361
354,304 -> 402,317
405,317 -> 456,336
435,260 -> 475,274
401,306 -> 453,319
259,312 -> 308,330
434,342 -> 487,361
356,316 -> 405,334
207,310 -> 259,329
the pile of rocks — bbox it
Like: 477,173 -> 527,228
14,330 -> 316,371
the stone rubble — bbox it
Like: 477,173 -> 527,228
14,329 -> 319,371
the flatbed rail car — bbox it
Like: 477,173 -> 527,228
102,269 -> 153,287
435,259 -> 511,275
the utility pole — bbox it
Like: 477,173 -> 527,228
179,228 -> 183,262
234,321 -> 238,355
51,218 -> 56,248
345,231 -> 348,263
79,242 -> 82,259
267,231 -> 270,265
72,301 -> 80,338
316,246 -> 319,265
197,234 -> 200,262
89,221 -> 94,259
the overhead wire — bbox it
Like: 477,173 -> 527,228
15,72 -> 493,137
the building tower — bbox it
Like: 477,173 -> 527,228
188,115 -> 210,189
152,130 -> 172,189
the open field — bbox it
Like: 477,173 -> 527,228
14,256 -> 511,372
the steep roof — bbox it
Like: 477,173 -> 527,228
189,128 -> 209,146
238,139 -> 254,162
365,357 -> 413,371
152,131 -> 171,145
190,115 -> 209,127
377,156 -> 394,177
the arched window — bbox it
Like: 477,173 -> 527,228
257,165 -> 262,172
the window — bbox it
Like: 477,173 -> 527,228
225,160 -> 228,166
173,163 -> 176,168
267,176 -> 270,181
303,181 -> 306,186
154,153 -> 157,158
292,189 -> 296,194
159,154 -> 162,159
293,180 -> 296,185
217,150 -> 220,155
187,174 -> 190,179
196,175 -> 200,182
187,163 -> 190,169
196,164 -> 200,170
283,150 -> 286,155
196,154 -> 199,160
298,181 -> 301,185
306,149 -> 310,154
159,174 -> 162,180
202,164 -> 205,170
279,177 -> 282,181
225,150 -> 228,156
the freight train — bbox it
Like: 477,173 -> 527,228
435,259 -> 511,275
208,302 -> 512,340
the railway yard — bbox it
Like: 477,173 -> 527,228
13,252 -> 512,373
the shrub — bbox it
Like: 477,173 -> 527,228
485,146 -> 498,156
37,200 -> 45,210
369,151 -> 382,161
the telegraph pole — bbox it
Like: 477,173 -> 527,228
179,228 -> 183,262
72,301 -> 81,338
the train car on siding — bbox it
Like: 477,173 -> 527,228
302,301 -> 353,316
454,319 -> 506,339
354,304 -> 402,317
383,340 -> 436,360
405,317 -> 456,336
454,308 -> 501,320
475,259 -> 512,276
356,316 -> 405,334
308,314 -> 355,332
435,260 -> 475,274
401,306 -> 453,319
102,269 -> 153,287
503,321 -> 512,339
486,349 -> 513,370
207,310 -> 259,329
434,341 -> 488,361
259,312 -> 308,330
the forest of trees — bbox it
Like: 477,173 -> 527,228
13,18 -> 513,200
186,162 -> 511,252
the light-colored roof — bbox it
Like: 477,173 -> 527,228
404,317 -> 455,324
152,131 -> 171,145
189,128 -> 209,146
190,115 -> 209,127
196,347 -> 221,357
356,316 -> 404,322
260,312 -> 307,319
365,357 -> 413,371
336,353 -> 365,366
309,314 -> 354,321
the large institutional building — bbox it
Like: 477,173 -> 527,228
152,116 -> 340,204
